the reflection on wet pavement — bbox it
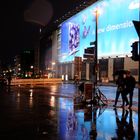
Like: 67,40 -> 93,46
0,83 -> 138,140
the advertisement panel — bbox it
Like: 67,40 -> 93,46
58,0 -> 139,62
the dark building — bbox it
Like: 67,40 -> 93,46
20,49 -> 34,78
40,37 -> 52,77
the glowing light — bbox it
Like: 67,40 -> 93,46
29,89 -> 33,97
96,8 -> 102,16
50,96 -> 55,107
17,93 -> 20,97
29,89 -> 33,108
91,7 -> 102,17
52,62 -> 56,65
30,65 -> 34,69
51,85 -> 57,92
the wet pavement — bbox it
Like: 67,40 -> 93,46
0,83 -> 138,140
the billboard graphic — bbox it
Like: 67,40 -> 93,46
68,23 -> 80,55
58,0 -> 139,62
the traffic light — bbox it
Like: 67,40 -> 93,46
131,41 -> 139,61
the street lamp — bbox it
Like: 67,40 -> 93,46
93,8 -> 100,89
30,65 -> 34,69
30,65 -> 34,78
90,8 -> 102,106
95,9 -> 99,86
89,9 -> 100,136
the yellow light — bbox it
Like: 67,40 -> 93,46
52,62 -> 55,65
92,7 -> 102,16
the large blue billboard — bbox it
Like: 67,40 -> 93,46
58,0 -> 139,62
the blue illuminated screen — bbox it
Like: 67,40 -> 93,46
58,0 -> 139,62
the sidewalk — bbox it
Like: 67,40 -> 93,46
63,81 -> 138,111
59,83 -> 139,140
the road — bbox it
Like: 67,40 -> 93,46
0,83 -> 138,140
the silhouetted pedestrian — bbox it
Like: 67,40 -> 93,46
113,73 -> 129,107
6,72 -> 12,86
125,71 -> 136,108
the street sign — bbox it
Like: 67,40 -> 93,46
84,47 -> 95,54
83,54 -> 94,59
84,46 -> 95,59
90,41 -> 96,46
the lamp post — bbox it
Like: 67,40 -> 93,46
92,9 -> 99,99
95,9 -> 98,86
90,9 -> 99,137
93,9 -> 99,92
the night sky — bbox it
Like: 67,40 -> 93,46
0,0 -> 34,64
0,0 -> 81,64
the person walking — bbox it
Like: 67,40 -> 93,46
6,71 -> 12,86
113,73 -> 129,107
125,71 -> 136,108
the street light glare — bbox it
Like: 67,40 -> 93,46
30,65 -> 34,69
95,8 -> 102,16
52,62 -> 56,65
91,7 -> 102,16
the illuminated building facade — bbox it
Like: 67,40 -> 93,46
41,0 -> 139,81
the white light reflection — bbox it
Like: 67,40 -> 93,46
50,96 -> 55,107
29,89 -> 33,97
16,91 -> 21,110
59,98 -> 73,111
17,93 -> 20,97
29,89 -> 33,108
50,85 -> 57,93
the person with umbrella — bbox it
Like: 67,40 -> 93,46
125,71 -> 136,108
113,70 -> 129,107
